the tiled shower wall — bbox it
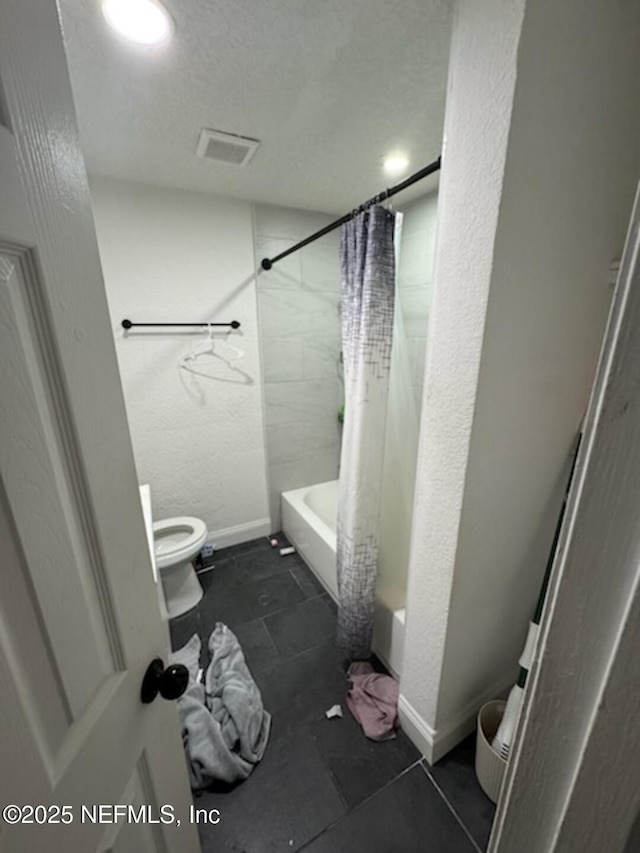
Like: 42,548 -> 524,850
255,205 -> 343,530
397,191 -> 439,409
255,194 -> 438,530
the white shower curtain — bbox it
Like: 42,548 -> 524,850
377,212 -> 420,615
336,205 -> 396,659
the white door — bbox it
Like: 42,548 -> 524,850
0,3 -> 199,852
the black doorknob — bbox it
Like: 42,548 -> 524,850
141,658 -> 189,704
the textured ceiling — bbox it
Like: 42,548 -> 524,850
59,0 -> 451,213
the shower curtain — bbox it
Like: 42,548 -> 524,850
377,212 -> 420,615
337,205 -> 396,659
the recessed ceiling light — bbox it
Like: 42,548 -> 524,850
102,0 -> 174,47
383,154 -> 410,176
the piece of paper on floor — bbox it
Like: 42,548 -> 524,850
325,704 -> 343,719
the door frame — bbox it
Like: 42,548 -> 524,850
491,185 -> 640,852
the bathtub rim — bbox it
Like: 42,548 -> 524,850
281,480 -> 337,551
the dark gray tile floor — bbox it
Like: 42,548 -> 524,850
169,535 -> 495,852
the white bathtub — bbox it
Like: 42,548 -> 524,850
281,479 -> 406,677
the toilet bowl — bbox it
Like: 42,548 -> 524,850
153,516 -> 207,619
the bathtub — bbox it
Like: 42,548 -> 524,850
281,480 -> 406,677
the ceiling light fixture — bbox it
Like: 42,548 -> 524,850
383,154 -> 410,176
102,0 -> 174,47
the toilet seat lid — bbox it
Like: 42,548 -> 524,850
152,516 -> 207,569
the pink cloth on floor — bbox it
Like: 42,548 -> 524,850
345,661 -> 399,741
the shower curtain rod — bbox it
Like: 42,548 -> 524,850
260,154 -> 441,271
121,320 -> 241,330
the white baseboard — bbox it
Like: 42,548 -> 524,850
399,671 -> 515,765
208,518 -> 271,550
398,695 -> 439,764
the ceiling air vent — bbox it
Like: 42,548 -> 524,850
196,128 -> 260,167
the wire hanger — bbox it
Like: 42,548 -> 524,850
179,322 -> 215,368
178,323 -> 250,384
216,329 -> 245,363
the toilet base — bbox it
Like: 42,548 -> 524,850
160,559 -> 204,619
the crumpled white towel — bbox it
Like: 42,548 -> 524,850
170,624 -> 271,789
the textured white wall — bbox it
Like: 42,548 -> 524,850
255,205 -> 343,530
436,0 -> 640,732
401,0 -> 640,760
91,177 -> 270,545
401,0 -> 526,744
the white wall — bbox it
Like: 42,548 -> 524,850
255,205 -> 343,530
401,0 -> 640,763
91,177 -> 271,546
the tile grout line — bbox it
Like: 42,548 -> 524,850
256,614 -> 282,668
419,760 -> 483,853
198,566 -> 313,629
215,540 -> 272,560
244,585 -> 331,628
257,633 -> 343,677
288,565 -> 311,598
227,589 -> 328,638
298,658 -> 411,818
172,597 -> 332,664
262,595 -> 331,631
193,587 -> 340,671
296,759 -> 423,852
310,729 -> 350,819
287,568 -> 331,608
214,536 -> 298,564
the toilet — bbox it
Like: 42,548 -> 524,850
152,516 -> 207,619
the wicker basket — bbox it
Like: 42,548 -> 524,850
475,700 -> 508,803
